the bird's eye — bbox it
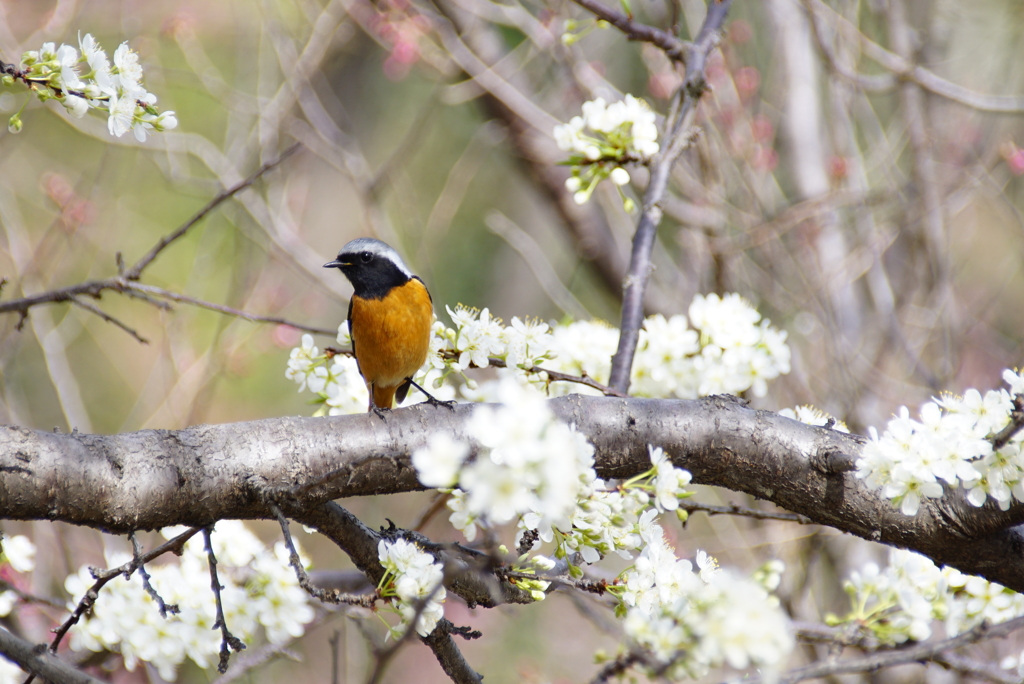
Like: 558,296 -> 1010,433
360,251 -> 374,263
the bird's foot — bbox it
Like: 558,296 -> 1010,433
406,378 -> 457,411
371,406 -> 391,421
422,395 -> 457,411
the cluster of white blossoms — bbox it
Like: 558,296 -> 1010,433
64,522 -> 314,681
377,538 -> 447,638
285,293 -> 791,412
4,34 -> 177,140
615,511 -> 793,678
856,369 -> 1024,515
554,95 -> 659,207
414,378 -> 596,547
833,548 -> 1024,646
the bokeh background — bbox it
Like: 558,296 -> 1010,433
1,0 -> 1024,681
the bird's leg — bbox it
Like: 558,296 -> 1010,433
406,378 -> 456,410
367,387 -> 391,421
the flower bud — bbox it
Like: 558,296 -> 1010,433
8,113 -> 22,134
1,75 -> 13,87
609,167 -> 630,185
564,176 -> 581,192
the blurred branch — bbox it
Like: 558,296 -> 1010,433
804,0 -> 1024,113
743,615 -> 1024,684
485,211 -> 591,319
567,0 -> 689,61
124,142 -> 302,280
0,276 -> 335,338
608,0 -> 733,393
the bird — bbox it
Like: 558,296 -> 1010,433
323,238 -> 448,413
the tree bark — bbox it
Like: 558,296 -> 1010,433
2,395 -> 1023,590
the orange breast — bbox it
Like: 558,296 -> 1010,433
349,279 -> 433,392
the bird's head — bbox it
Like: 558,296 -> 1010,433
324,237 -> 414,299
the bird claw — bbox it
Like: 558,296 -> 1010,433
422,396 -> 457,411
371,406 -> 391,421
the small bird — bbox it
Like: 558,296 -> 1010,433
323,238 -> 444,413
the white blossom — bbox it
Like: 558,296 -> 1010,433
857,371 -> 1024,514
3,535 -> 35,573
378,539 -> 446,637
64,522 -> 313,680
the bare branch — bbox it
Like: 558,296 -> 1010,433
47,527 -> 202,656
0,624 -> 104,684
123,142 -> 302,280
129,531 -> 179,618
992,394 -> 1024,451
608,0 -> 734,392
742,615 -> 1024,684
269,504 -> 377,607
5,396 -> 1024,591
124,282 -> 337,336
203,527 -> 246,673
679,501 -> 815,525
69,296 -> 149,344
567,0 -> 689,61
804,0 -> 1024,113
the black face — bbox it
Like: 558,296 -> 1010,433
324,250 -> 410,299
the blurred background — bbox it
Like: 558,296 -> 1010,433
1,0 -> 1024,681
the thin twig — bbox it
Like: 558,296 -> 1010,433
124,142 -> 302,280
270,505 -> 377,607
125,282 -> 337,336
589,651 -> 643,683
128,531 -> 179,618
679,501 -> 816,525
364,563 -> 456,684
202,526 -> 246,673
568,0 -> 689,61
1,277 -> 334,336
991,394 -> 1024,451
741,615 -> 1024,684
437,350 -> 628,397
606,0 -> 734,393
68,296 -> 149,344
46,527 -> 202,656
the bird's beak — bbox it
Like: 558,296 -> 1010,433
323,259 -> 347,269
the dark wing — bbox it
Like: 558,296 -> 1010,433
347,297 -> 362,375
395,379 -> 412,405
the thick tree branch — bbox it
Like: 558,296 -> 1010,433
607,0 -> 733,392
3,395 -> 1024,591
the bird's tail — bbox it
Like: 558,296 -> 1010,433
371,384 -> 399,410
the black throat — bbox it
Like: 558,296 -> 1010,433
339,259 -> 411,300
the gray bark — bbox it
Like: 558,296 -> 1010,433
2,395 -> 1023,590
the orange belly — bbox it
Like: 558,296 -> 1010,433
349,279 -> 433,408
